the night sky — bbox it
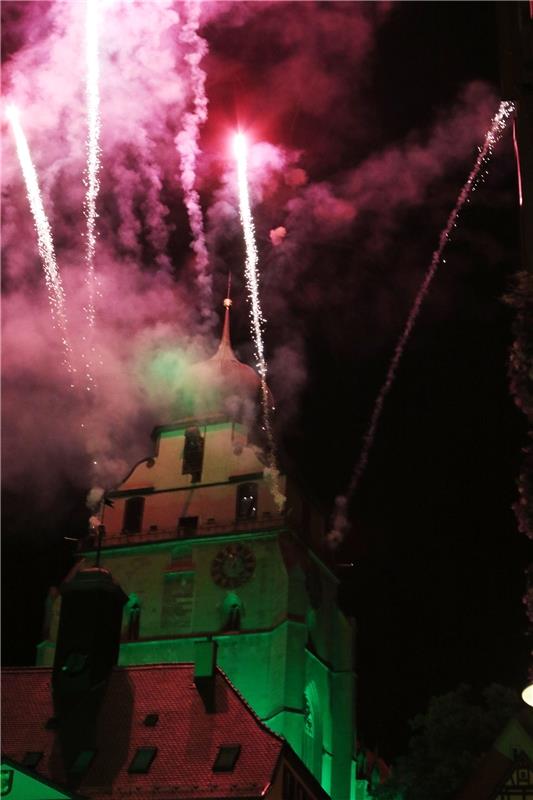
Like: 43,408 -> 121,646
1,1 -> 529,761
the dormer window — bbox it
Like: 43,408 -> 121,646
236,482 -> 258,521
182,427 -> 204,483
213,745 -> 241,772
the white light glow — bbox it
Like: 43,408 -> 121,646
522,683 -> 533,707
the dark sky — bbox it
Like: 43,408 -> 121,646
1,1 -> 529,760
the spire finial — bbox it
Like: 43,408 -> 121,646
216,272 -> 233,357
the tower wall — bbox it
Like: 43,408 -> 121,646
37,307 -> 357,798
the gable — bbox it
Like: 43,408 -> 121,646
494,753 -> 533,799
0,759 -> 78,800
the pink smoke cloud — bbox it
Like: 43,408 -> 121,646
270,226 -> 287,246
343,82 -> 499,225
285,168 -> 307,188
1,1 -> 511,518
1,0 -> 215,504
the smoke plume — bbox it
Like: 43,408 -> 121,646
1,2 -> 513,534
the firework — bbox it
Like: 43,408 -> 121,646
344,100 -> 516,506
7,105 -> 74,378
84,0 -> 101,331
233,133 -> 285,510
176,0 -> 211,322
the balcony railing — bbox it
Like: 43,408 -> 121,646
82,513 -> 287,550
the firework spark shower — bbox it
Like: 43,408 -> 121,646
1,2 -> 517,515
233,132 -> 285,510
84,0 -> 101,331
327,99 -> 517,546
6,105 -> 74,379
2,2 -> 525,769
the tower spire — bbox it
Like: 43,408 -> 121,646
216,273 -> 234,360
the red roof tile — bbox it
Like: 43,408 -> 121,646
455,749 -> 532,800
2,664 -> 284,799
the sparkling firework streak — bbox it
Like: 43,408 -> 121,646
176,0 -> 211,322
233,133 -> 285,510
345,100 -> 516,504
84,0 -> 101,330
7,105 -> 74,377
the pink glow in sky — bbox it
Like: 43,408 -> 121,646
1,1 -> 510,504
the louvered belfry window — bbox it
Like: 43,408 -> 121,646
123,496 -> 145,534
182,427 -> 204,483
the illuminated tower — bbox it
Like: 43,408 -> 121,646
37,299 -> 357,800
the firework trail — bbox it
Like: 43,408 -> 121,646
233,133 -> 285,510
80,0 -> 103,399
84,0 -> 101,328
175,0 -> 211,323
329,100 -> 516,545
7,105 -> 75,380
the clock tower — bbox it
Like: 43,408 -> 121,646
37,298 -> 357,800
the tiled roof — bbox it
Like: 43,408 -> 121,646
454,750 -> 526,799
2,664 -> 284,799
454,710 -> 533,799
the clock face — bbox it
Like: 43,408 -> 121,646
211,543 -> 256,589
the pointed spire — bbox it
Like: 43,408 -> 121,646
213,274 -> 236,362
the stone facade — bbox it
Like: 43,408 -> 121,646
37,306 -> 357,800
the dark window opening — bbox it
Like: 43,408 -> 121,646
21,752 -> 43,769
236,482 -> 258,521
213,744 -> 241,772
225,604 -> 241,631
182,427 -> 204,483
282,766 -> 311,800
45,717 -> 59,730
128,747 -> 157,774
126,597 -> 141,642
123,496 -> 145,534
221,593 -> 243,632
70,750 -> 96,775
283,766 -> 296,799
177,516 -> 198,537
143,713 -> 159,727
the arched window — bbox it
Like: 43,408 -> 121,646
182,427 -> 204,483
125,593 -> 141,641
236,482 -> 258,521
123,496 -> 145,534
220,592 -> 243,632
302,682 -> 323,782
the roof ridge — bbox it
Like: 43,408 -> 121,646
214,666 -> 286,745
113,662 -> 193,672
1,666 -> 53,674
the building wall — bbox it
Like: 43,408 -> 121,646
38,414 -> 356,799
102,421 -> 282,537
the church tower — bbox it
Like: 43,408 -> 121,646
37,298 -> 357,800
